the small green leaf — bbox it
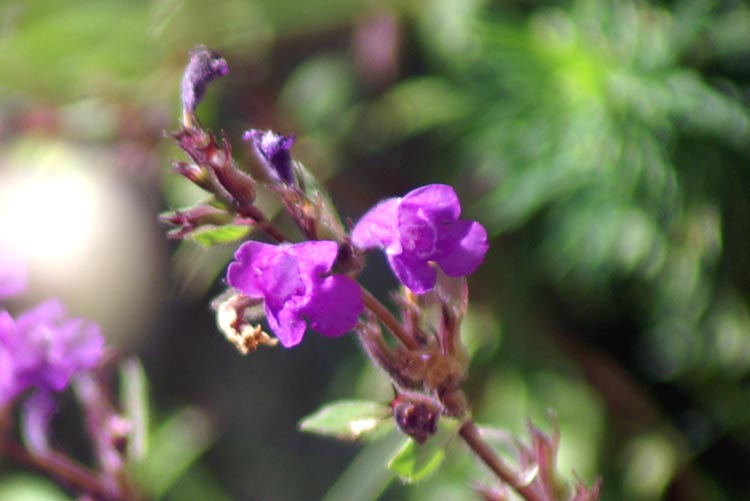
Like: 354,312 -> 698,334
191,225 -> 250,247
299,400 -> 392,441
387,417 -> 459,484
387,439 -> 445,484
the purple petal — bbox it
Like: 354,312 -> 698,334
435,220 -> 489,277
400,184 -> 461,226
21,391 -> 57,454
397,211 -> 438,259
265,298 -> 307,348
52,320 -> 104,389
287,240 -> 339,277
389,253 -> 437,294
15,300 -> 66,332
244,129 -> 295,184
181,45 -> 228,113
0,340 -> 18,408
302,275 -> 363,337
352,198 -> 400,251
227,241 -> 283,298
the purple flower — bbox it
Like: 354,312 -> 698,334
0,247 -> 27,301
243,129 -> 295,184
181,45 -> 229,114
352,184 -> 489,294
0,300 -> 104,407
227,241 -> 363,348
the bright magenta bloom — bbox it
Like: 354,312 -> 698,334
352,184 -> 489,293
227,241 -> 363,348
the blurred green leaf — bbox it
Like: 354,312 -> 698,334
299,399 -> 392,441
388,439 -> 446,484
191,225 -> 251,247
387,418 -> 459,484
323,430 -> 405,501
135,408 -> 215,499
120,357 -> 150,463
0,474 -> 70,501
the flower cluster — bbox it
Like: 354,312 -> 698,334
169,45 -> 490,349
222,184 -> 487,346
0,249 -> 104,409
0,300 -> 104,408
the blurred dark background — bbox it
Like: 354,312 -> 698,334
1,0 -> 749,499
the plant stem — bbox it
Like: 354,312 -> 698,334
237,206 -> 289,243
459,421 -> 547,501
360,287 -> 420,350
5,442 -> 117,499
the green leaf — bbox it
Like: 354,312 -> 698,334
135,408 -> 215,499
388,439 -> 445,484
191,225 -> 250,247
387,417 -> 459,484
323,429 -> 405,501
299,400 -> 392,441
119,358 -> 149,463
0,474 -> 70,501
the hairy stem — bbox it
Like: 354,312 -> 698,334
360,287 -> 420,350
459,421 -> 547,501
236,205 -> 289,243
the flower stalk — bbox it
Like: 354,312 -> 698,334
161,44 -> 602,501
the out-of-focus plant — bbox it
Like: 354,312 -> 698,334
0,253 -> 216,499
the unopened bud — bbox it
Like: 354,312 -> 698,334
244,129 -> 295,184
181,45 -> 228,121
391,392 -> 440,444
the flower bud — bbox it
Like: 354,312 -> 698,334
181,45 -> 228,118
244,129 -> 295,184
391,392 -> 440,444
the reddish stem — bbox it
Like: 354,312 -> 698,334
360,286 -> 420,350
459,421 -> 548,501
5,442 -> 118,499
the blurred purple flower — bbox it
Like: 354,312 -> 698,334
243,129 -> 295,184
21,391 -> 57,454
352,184 -> 488,293
0,247 -> 27,300
0,300 -> 104,407
227,241 -> 363,347
181,45 -> 228,114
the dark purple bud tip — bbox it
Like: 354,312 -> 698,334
391,394 -> 440,444
243,129 -> 295,184
181,45 -> 229,114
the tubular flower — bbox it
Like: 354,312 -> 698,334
243,129 -> 295,184
352,184 -> 488,294
181,45 -> 229,115
227,241 -> 363,348
0,300 -> 104,407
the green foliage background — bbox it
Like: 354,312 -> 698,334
1,0 -> 748,499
